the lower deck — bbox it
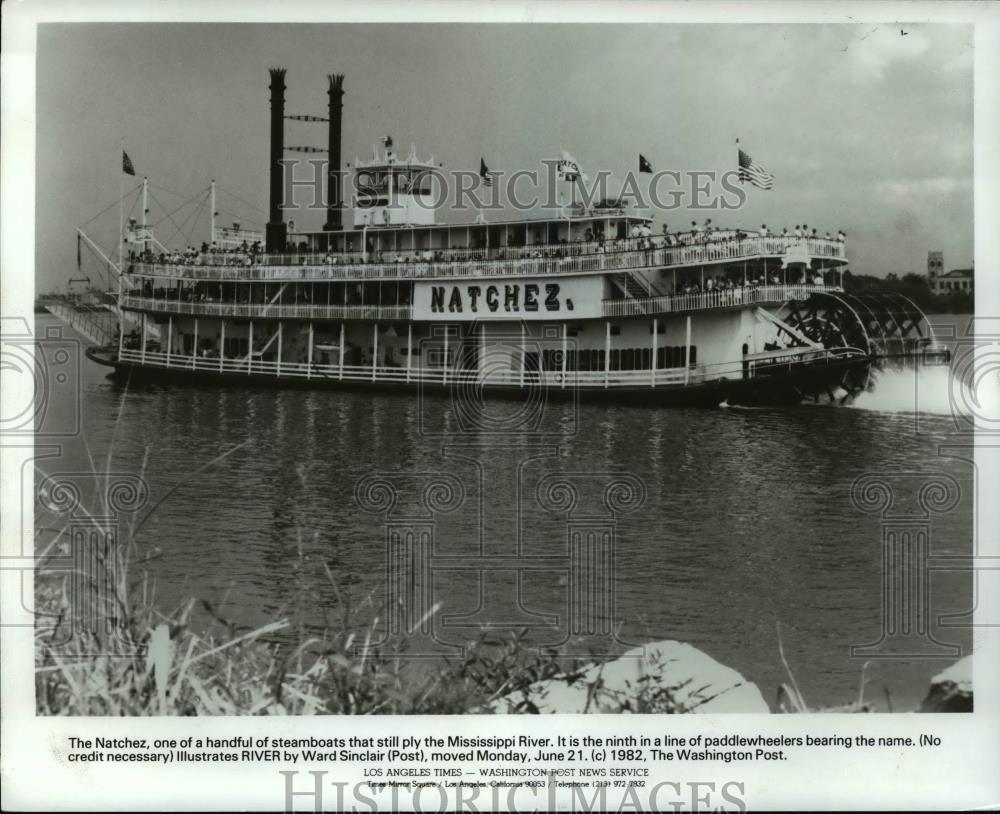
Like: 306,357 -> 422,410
118,307 -> 774,380
97,343 -> 867,408
113,305 -> 864,397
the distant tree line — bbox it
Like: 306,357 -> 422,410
842,270 -> 973,314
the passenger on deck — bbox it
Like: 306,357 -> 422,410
760,224 -> 769,237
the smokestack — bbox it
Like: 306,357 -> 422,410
265,68 -> 287,253
323,74 -> 345,232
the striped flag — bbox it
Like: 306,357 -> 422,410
122,150 -> 136,176
738,147 -> 773,190
480,157 -> 493,187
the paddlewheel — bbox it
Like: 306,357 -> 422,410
773,291 -> 949,402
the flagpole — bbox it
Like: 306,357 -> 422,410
117,137 -> 125,350
482,194 -> 488,252
118,137 -> 125,272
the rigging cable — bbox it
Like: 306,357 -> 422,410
147,188 -> 210,249
157,190 -> 209,249
80,181 -> 144,229
217,185 -> 270,219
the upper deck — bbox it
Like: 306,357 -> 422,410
126,231 -> 847,285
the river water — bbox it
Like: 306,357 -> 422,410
34,314 -> 981,712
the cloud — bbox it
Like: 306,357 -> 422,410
941,47 -> 974,74
845,26 -> 932,83
874,175 -> 971,200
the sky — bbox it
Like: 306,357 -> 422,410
35,22 -> 974,292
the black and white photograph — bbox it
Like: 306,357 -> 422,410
2,2 -> 999,811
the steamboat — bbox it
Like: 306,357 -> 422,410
80,70 -> 947,406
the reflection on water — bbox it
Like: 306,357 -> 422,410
35,315 -> 976,711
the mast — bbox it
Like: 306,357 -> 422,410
116,138 -> 126,336
210,179 -> 216,246
141,176 -> 149,255
117,138 -> 125,271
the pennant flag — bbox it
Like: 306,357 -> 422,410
480,157 -> 493,187
557,150 -> 589,183
737,147 -> 773,190
122,151 -> 136,176
638,153 -> 653,174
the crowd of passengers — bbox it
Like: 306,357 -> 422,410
127,219 -> 847,270
133,279 -> 414,306
670,268 -> 831,297
133,266 -> 834,304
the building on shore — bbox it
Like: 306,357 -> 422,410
927,251 -> 974,295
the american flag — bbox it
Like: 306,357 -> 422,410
122,150 -> 136,176
738,148 -> 773,190
480,157 -> 493,187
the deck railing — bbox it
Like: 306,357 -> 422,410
116,345 -> 863,389
40,300 -> 118,346
602,284 -> 835,317
121,285 -> 836,322
118,295 -> 413,321
126,235 -> 847,283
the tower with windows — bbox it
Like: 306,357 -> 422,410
927,250 -> 943,281
353,137 -> 439,228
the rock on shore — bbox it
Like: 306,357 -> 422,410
488,640 -> 769,714
918,655 -> 972,712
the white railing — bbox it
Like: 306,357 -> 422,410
41,300 -> 117,346
116,345 -> 863,389
120,285 -> 838,322
602,284 -> 835,317
126,235 -> 847,283
216,227 -> 264,244
118,295 -> 413,321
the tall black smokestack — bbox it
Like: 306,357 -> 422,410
265,68 -> 287,253
323,74 -> 345,232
